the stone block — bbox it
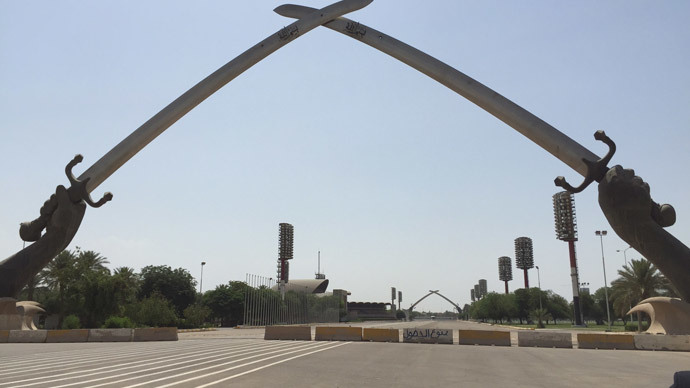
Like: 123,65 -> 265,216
88,328 -> 133,342
46,329 -> 89,343
315,326 -> 362,341
362,328 -> 399,342
0,330 -> 9,343
133,327 -> 178,341
9,330 -> 47,343
517,331 -> 572,348
264,325 -> 311,341
402,328 -> 453,344
458,330 -> 511,346
633,334 -> 690,351
577,333 -> 635,350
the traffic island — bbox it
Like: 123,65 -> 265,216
458,330 -> 511,346
46,329 -> 89,343
133,327 -> 178,341
517,331 -> 572,348
633,334 -> 690,351
315,326 -> 362,341
402,328 -> 452,344
362,328 -> 399,342
265,325 -> 311,341
577,333 -> 635,350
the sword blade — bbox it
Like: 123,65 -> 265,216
275,4 -> 598,178
78,0 -> 373,194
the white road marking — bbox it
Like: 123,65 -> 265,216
194,342 -> 350,388
50,341 -> 294,388
0,341 -> 227,377
8,341 -> 283,388
124,341 -> 332,388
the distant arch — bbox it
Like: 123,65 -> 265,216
407,290 -> 461,320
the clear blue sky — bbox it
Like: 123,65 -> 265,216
2,1 -> 689,312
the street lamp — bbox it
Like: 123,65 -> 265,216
616,246 -> 633,267
535,265 -> 542,310
595,230 -> 612,330
200,261 -> 206,294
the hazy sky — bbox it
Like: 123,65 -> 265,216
2,1 -> 689,313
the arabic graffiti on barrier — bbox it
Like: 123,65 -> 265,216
403,328 -> 450,340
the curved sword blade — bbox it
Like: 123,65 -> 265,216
275,3 -> 598,178
79,0 -> 373,194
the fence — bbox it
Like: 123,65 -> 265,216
243,274 -> 340,326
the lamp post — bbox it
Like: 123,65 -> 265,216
616,246 -> 632,267
535,265 -> 542,310
616,246 -> 634,323
200,261 -> 206,294
595,230 -> 612,330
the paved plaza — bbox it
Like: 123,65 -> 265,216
1,321 -> 688,387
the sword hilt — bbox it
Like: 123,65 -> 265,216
554,130 -> 615,193
65,154 -> 113,208
19,155 -> 113,242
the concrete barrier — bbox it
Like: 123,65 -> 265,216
265,326 -> 311,341
133,327 -> 178,341
0,330 -> 9,343
577,333 -> 635,350
88,328 -> 133,342
458,330 -> 511,346
8,330 -> 47,343
634,334 -> 690,351
363,328 -> 399,343
315,326 -> 362,341
46,329 -> 89,343
517,331 -> 572,348
402,328 -> 453,344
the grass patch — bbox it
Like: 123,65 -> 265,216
503,321 -> 628,332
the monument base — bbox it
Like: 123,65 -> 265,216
628,297 -> 690,335
0,297 -> 44,330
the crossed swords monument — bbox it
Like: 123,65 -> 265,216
1,1 -> 689,333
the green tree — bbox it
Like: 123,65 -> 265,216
579,290 -> 604,324
592,287 -> 613,324
139,265 -> 197,315
204,281 -> 248,326
40,250 -> 77,326
74,247 -> 110,275
545,292 -> 572,324
128,291 -> 178,327
183,304 -> 212,328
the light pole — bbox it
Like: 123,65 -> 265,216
595,230 -> 612,330
616,245 -> 634,323
616,246 -> 632,267
535,265 -> 542,310
200,261 -> 206,294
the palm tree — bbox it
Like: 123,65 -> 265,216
75,249 -> 110,275
530,308 -> 552,329
610,258 -> 668,331
41,250 -> 77,326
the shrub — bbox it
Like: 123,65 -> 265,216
104,316 -> 134,328
126,291 -> 178,327
62,314 -> 81,329
182,304 -> 211,329
625,322 -> 649,332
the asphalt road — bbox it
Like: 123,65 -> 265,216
1,322 -> 688,387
